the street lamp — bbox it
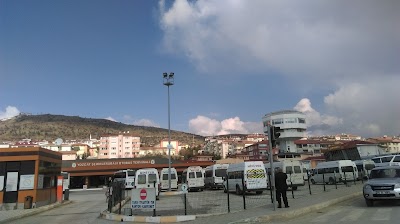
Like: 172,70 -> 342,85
163,72 -> 174,191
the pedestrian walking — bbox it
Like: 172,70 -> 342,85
275,168 -> 289,208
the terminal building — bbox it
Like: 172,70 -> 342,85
1,146 -> 214,209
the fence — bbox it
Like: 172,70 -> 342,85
111,169 -> 361,217
107,181 -> 127,213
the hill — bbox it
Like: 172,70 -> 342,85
0,114 -> 205,147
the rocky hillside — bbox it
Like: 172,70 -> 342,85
0,114 -> 205,147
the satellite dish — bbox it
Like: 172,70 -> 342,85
55,138 -> 63,146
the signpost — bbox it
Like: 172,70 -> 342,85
131,188 -> 156,210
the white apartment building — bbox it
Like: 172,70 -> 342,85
98,134 -> 141,159
262,110 -> 307,153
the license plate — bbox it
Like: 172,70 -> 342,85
376,191 -> 390,194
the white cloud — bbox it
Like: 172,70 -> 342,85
161,1 -> 400,137
133,119 -> 160,128
189,115 -> 262,136
0,106 -> 20,120
294,98 -> 342,127
104,117 -> 117,122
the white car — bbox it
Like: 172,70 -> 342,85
363,166 -> 400,207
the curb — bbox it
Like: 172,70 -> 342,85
100,197 -> 196,223
250,192 -> 362,222
101,212 -> 196,223
0,200 -> 73,224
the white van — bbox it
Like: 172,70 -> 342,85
160,168 -> 178,191
354,159 -> 375,180
204,164 -> 229,189
264,160 -> 305,190
113,169 -> 136,189
224,161 -> 268,195
371,155 -> 400,167
310,160 -> 358,184
182,166 -> 205,191
135,168 -> 160,199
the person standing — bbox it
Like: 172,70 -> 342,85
275,168 -> 289,208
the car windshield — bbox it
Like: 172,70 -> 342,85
370,168 -> 400,179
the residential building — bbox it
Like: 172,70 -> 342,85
262,110 -> 307,153
98,134 -> 141,159
367,136 -> 400,154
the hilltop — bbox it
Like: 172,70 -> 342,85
0,114 -> 205,147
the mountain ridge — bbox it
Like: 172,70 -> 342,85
0,114 -> 205,147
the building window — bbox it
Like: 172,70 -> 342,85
285,118 -> 296,123
298,118 -> 306,123
272,119 -> 283,125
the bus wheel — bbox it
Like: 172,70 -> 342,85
292,186 -> 298,190
328,178 -> 335,185
256,191 -> 263,195
311,179 -> 316,184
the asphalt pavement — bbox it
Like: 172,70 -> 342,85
0,183 -> 363,223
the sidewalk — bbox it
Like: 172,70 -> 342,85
0,200 -> 73,224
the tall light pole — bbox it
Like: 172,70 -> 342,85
163,72 -> 174,191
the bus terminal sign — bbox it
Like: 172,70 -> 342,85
131,188 -> 156,210
71,159 -> 155,168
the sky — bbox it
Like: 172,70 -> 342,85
1,0 -> 399,138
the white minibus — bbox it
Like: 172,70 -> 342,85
182,166 -> 205,192
160,167 -> 178,191
371,155 -> 400,167
264,160 -> 305,190
354,159 -> 375,180
310,160 -> 358,184
135,168 -> 160,199
113,169 -> 136,189
224,161 -> 268,195
204,164 -> 229,189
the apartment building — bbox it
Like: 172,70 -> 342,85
98,133 -> 141,159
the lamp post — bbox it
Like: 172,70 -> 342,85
163,72 -> 174,191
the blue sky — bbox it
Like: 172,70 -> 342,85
1,0 -> 399,138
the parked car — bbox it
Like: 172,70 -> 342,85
363,166 -> 400,207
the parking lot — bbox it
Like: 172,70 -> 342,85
119,180 -> 360,217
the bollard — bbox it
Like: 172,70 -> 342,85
153,181 -> 156,217
334,171 -> 338,189
322,171 -> 326,192
119,183 -> 122,215
184,191 -> 187,215
307,170 -> 311,195
268,172 -> 273,203
289,172 -> 294,199
226,175 -> 230,213
241,175 -> 246,210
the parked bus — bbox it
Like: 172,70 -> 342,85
204,164 -> 229,189
224,161 -> 268,195
264,160 -> 305,190
113,169 -> 136,189
354,159 -> 375,180
182,166 -> 205,192
61,171 -> 70,192
135,168 -> 160,199
160,167 -> 178,191
371,155 -> 400,167
310,160 -> 358,184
